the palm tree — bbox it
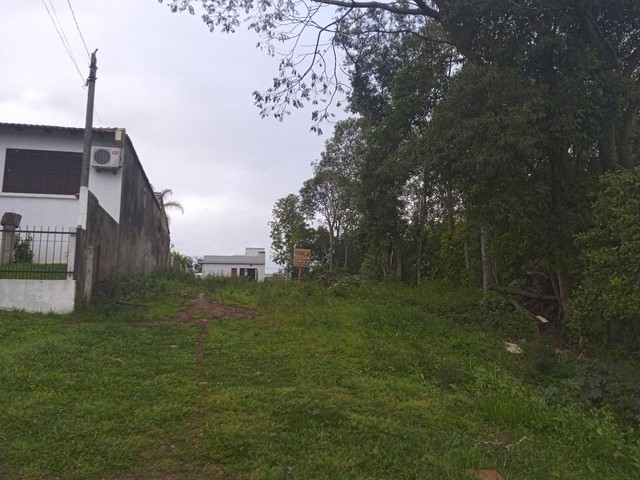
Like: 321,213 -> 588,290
155,188 -> 184,224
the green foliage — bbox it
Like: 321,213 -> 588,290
192,256 -> 203,273
543,359 -> 640,427
438,224 -> 470,286
569,167 -> 640,350
168,0 -> 640,337
169,246 -> 192,272
13,233 -> 34,263
358,249 -> 385,281
269,194 -> 318,273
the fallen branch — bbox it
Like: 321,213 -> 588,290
489,285 -> 558,302
495,293 -> 542,337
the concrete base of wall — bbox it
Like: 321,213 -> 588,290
0,279 -> 76,313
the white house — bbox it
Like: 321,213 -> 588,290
0,122 -> 170,312
201,247 -> 266,281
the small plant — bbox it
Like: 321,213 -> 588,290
13,233 -> 34,263
169,245 -> 192,272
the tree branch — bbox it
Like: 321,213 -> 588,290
311,0 -> 439,18
489,284 -> 558,302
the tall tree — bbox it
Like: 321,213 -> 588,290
269,194 -> 314,273
163,0 -> 640,312
161,0 -> 639,167
300,118 -> 363,270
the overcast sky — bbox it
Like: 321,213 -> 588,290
0,1 -> 341,272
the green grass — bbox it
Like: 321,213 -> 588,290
0,262 -> 68,279
0,275 -> 638,479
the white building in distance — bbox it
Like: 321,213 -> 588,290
201,247 -> 266,281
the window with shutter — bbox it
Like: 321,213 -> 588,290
2,149 -> 82,195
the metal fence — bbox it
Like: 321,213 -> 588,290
0,226 -> 76,279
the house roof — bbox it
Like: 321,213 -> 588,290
202,252 -> 266,266
0,122 -> 121,135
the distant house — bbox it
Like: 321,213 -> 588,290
201,248 -> 266,281
0,122 -> 170,312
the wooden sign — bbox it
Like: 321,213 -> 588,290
293,248 -> 311,268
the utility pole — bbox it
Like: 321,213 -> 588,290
77,49 -> 98,229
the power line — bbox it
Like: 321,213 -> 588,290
49,0 -> 75,60
41,0 -> 85,83
65,0 -> 102,124
41,1 -> 104,126
67,0 -> 90,59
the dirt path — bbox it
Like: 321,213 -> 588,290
120,295 -> 260,479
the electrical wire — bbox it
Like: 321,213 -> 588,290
67,0 -> 90,59
41,0 -> 104,126
41,0 -> 85,83
64,0 -> 103,125
49,0 -> 75,60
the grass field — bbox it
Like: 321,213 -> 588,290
0,263 -> 69,280
0,274 -> 638,479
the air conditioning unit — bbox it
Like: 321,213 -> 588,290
90,146 -> 122,169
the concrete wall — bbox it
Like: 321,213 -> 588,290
76,135 -> 170,295
115,137 -> 170,276
0,279 -> 75,313
84,191 -> 120,283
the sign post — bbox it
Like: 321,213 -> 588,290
293,248 -> 311,291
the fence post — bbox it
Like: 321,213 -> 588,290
67,229 -> 77,281
1,212 -> 22,264
83,246 -> 95,300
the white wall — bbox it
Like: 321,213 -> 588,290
202,263 -> 266,281
87,144 -> 123,222
201,248 -> 266,281
0,127 -> 123,227
0,279 -> 75,313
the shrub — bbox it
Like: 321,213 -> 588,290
569,166 -> 640,351
13,233 -> 34,263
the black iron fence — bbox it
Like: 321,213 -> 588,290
0,226 -> 76,279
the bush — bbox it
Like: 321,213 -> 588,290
568,166 -> 640,350
13,233 -> 34,263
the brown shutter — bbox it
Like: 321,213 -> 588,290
3,150 -> 27,192
3,149 -> 82,195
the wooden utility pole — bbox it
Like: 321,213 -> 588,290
78,50 -> 98,229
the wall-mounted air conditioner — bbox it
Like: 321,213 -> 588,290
90,146 -> 122,169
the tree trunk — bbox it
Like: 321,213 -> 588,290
547,144 -> 575,318
343,231 -> 349,271
328,229 -> 334,271
395,239 -> 402,282
480,226 -> 495,293
463,237 -> 470,285
619,97 -> 639,169
556,266 -> 571,316
445,184 -> 455,234
380,238 -> 389,277
600,111 -> 619,171
416,226 -> 424,286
